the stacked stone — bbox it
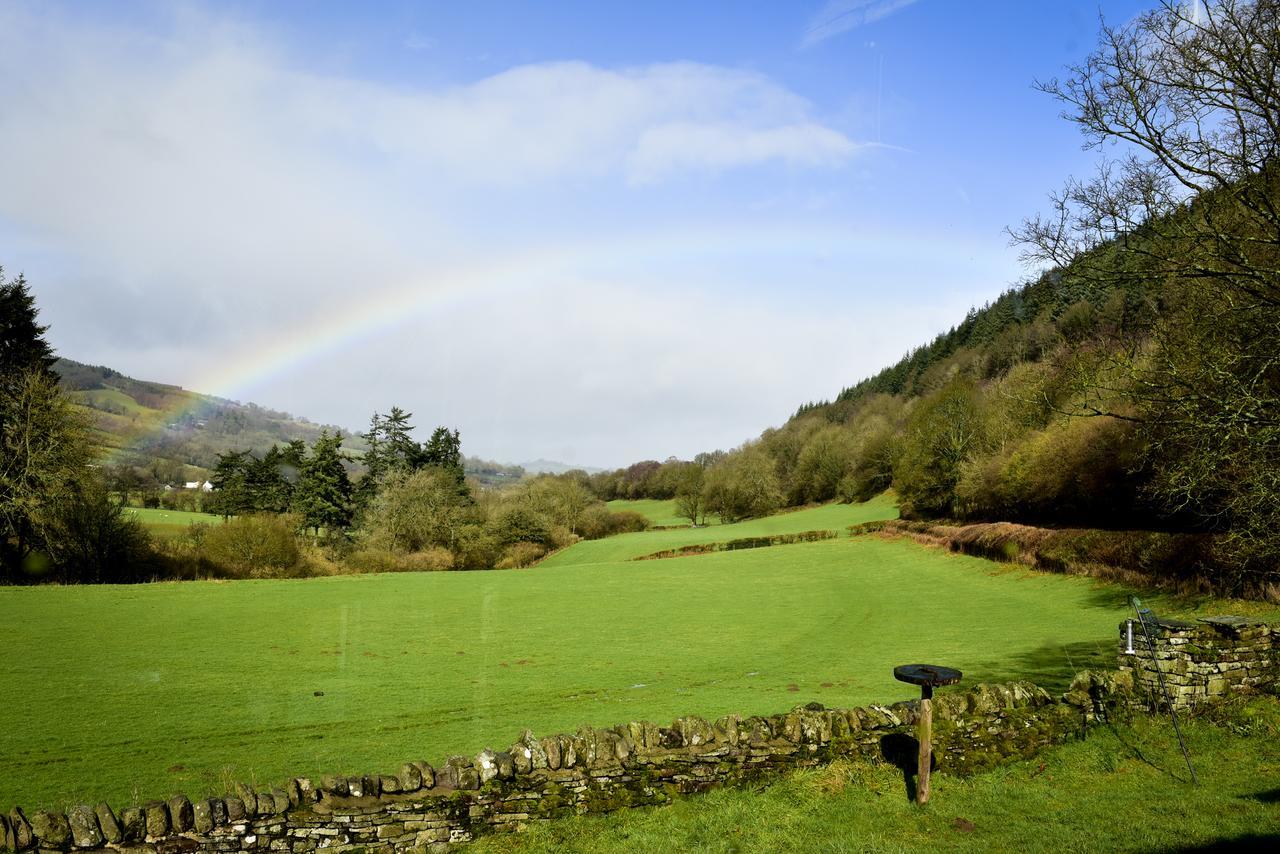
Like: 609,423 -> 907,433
1118,616 -> 1279,710
0,675 -> 1145,854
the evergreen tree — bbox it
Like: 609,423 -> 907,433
293,431 -> 352,535
382,407 -> 424,470
422,426 -> 465,485
0,371 -> 91,578
209,451 -> 254,519
0,268 -> 56,394
0,269 -> 86,578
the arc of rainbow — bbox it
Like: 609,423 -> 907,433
93,222 -> 1010,467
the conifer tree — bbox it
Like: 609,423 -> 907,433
293,431 -> 352,535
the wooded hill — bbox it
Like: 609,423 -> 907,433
55,358 -> 531,488
593,1 -> 1280,595
54,358 -> 362,482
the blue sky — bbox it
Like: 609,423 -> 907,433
0,0 -> 1150,467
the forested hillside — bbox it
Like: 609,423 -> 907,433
55,358 -> 360,482
592,1 -> 1280,594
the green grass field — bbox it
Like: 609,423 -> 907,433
549,495 -> 899,566
69,388 -> 150,416
474,696 -> 1280,852
2,499 -> 1275,818
127,507 -> 224,539
604,499 -> 693,528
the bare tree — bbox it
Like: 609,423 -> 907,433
1012,0 -> 1280,588
1012,0 -> 1280,301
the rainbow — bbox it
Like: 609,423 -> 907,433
95,222 -> 1014,465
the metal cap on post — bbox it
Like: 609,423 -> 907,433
894,664 -> 962,805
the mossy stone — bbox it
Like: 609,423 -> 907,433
67,804 -> 103,848
28,811 -> 71,849
93,804 -> 121,844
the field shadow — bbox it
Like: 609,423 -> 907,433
879,732 -> 935,803
1076,583 -> 1248,622
1150,833 -> 1280,852
969,639 -> 1115,694
1242,787 -> 1280,804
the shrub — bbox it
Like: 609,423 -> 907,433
37,477 -> 157,583
201,513 -> 302,578
347,546 -> 453,574
346,547 -> 402,574
404,547 -> 454,571
577,506 -> 650,540
452,523 -> 500,570
495,541 -> 547,568
490,505 -> 553,547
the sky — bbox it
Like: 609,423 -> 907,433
0,0 -> 1151,469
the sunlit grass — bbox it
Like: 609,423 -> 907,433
546,495 -> 899,566
3,496 -> 1273,818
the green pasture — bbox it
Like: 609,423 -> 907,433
127,507 -> 224,539
603,498 -> 723,528
476,696 -> 1280,852
547,494 -> 899,566
69,388 -> 150,416
604,499 -> 694,528
6,496 -> 1273,812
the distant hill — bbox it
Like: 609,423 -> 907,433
54,358 -> 364,480
55,358 -> 539,486
464,456 -> 526,487
520,458 -> 605,476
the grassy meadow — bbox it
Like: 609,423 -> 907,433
551,494 -> 899,566
603,498 -> 695,528
3,499 -> 1276,817
127,507 -> 224,539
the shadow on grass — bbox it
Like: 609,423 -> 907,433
1243,787 -> 1280,803
1075,581 -> 1264,623
966,638 -> 1116,694
879,732 -> 936,803
1153,834 -> 1280,852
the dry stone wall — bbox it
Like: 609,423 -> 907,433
1,677 -> 1131,854
1118,615 -> 1279,709
4,616 -> 1273,854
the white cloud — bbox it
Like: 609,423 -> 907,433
802,0 -> 920,48
302,60 -> 858,186
0,3 -> 1011,466
627,121 -> 860,184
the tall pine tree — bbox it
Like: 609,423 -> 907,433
293,431 -> 353,536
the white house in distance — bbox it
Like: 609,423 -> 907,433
184,480 -> 214,492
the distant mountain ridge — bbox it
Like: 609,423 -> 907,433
520,458 -> 605,475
